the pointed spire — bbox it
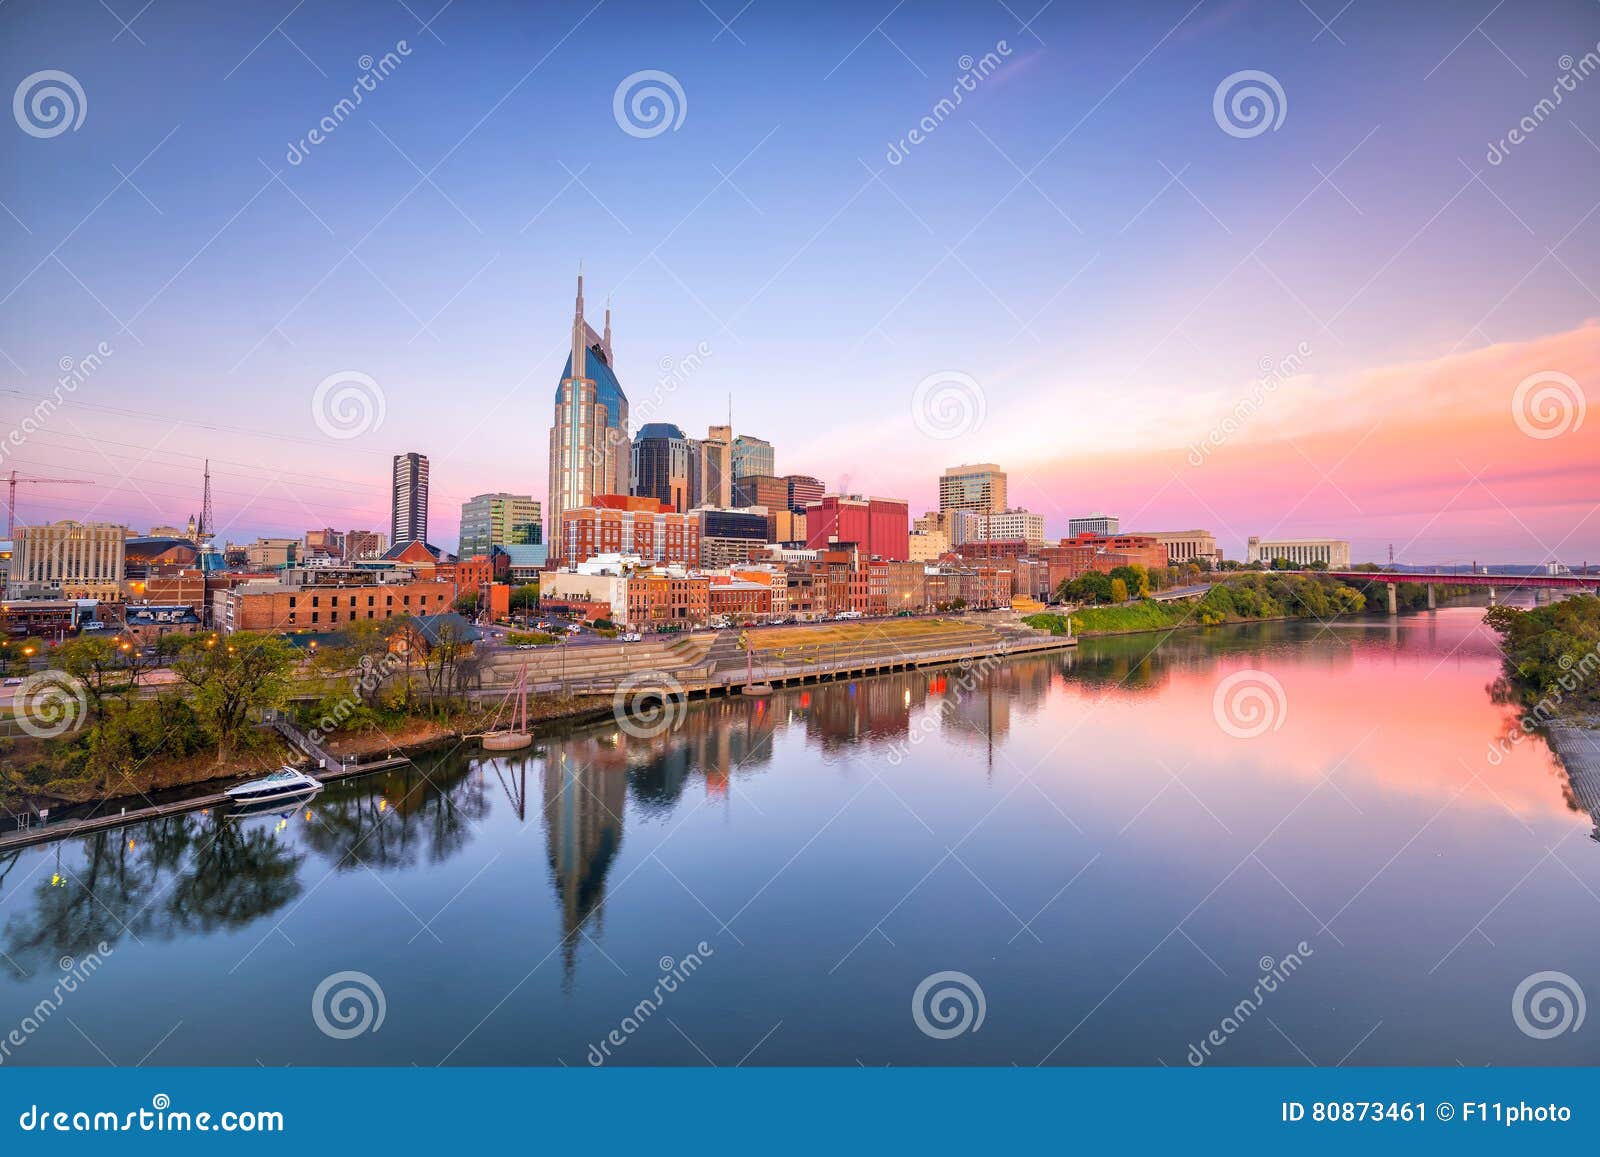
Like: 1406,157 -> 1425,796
602,294 -> 612,364
570,265 -> 586,383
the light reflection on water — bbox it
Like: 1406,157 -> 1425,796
2,602 -> 1596,1067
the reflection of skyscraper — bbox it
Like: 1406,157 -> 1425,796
541,749 -> 626,980
549,272 -> 629,546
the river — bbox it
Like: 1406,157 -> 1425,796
3,599 -> 1596,1066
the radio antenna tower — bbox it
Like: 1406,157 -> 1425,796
198,459 -> 214,542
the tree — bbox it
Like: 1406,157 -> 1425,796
1110,577 -> 1130,602
453,591 -> 482,617
1108,564 -> 1150,598
54,636 -> 134,726
170,633 -> 297,763
509,584 -> 540,613
1058,571 -> 1113,605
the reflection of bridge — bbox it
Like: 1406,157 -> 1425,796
1324,571 -> 1600,614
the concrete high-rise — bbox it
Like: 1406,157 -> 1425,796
939,463 -> 1007,517
698,425 -> 733,509
549,271 -> 629,546
391,452 -> 430,548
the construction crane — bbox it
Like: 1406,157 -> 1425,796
6,471 -> 95,537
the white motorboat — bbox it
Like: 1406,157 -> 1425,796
226,767 -> 321,806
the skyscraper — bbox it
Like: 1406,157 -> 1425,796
549,271 -> 629,546
459,493 -> 542,557
731,434 -> 774,480
631,422 -> 696,512
785,474 -> 823,515
391,452 -> 429,548
698,425 -> 733,509
939,463 -> 1007,517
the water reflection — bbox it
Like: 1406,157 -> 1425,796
3,602 -> 1598,1066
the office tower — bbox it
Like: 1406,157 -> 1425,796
631,423 -> 696,512
7,520 -> 127,599
698,425 -> 733,509
731,434 -> 774,480
939,463 -> 1008,517
784,474 -> 824,516
459,493 -> 542,557
1068,513 -> 1120,536
391,451 -> 430,548
731,474 -> 789,510
549,271 -> 629,546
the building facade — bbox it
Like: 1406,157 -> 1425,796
459,492 -> 542,557
8,521 -> 127,600
560,495 -> 699,566
698,425 -> 734,509
1068,513 -> 1119,536
631,422 -> 696,512
1246,536 -> 1351,568
731,434 -> 774,480
785,474 -> 824,515
549,273 -> 629,545
1146,530 -> 1222,566
696,507 -> 769,569
391,451 -> 430,548
731,474 -> 789,511
951,508 -> 1046,548
214,576 -> 454,633
804,495 -> 910,560
939,463 -> 1007,517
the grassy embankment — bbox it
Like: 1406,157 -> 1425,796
1484,594 -> 1600,723
1024,572 -> 1467,637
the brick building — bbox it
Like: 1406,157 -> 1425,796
804,495 -> 910,560
560,495 -> 698,566
214,577 -> 454,634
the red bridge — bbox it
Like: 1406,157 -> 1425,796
1322,571 -> 1599,613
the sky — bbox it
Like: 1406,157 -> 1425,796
1,0 -> 1597,564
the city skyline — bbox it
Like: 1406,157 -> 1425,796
1,0 -> 1597,563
